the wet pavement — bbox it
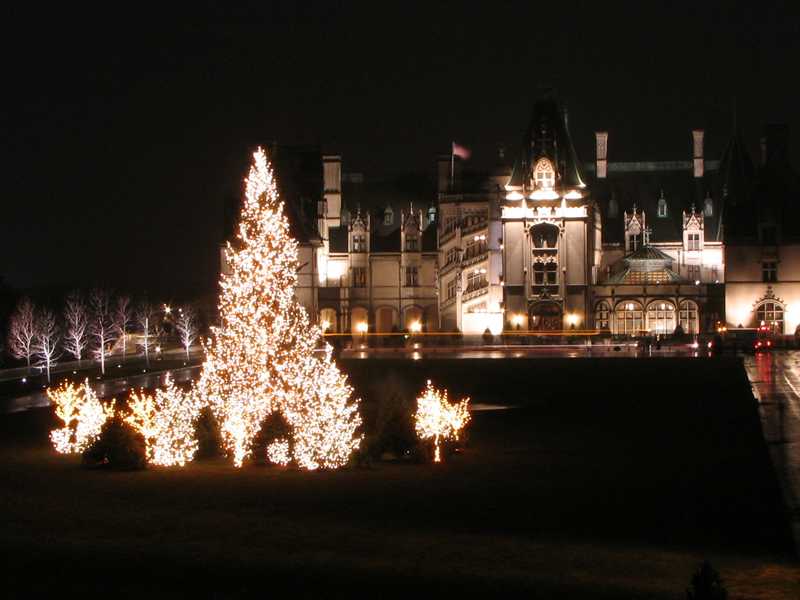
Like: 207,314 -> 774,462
1,366 -> 201,414
743,351 -> 800,551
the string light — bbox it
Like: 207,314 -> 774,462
48,380 -> 115,454
266,438 -> 291,466
414,380 -> 470,462
196,147 -> 361,468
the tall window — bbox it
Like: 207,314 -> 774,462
687,233 -> 700,251
615,302 -> 643,336
533,158 -> 555,190
405,236 -> 418,252
762,261 -> 777,282
756,301 -> 784,334
405,266 -> 419,287
446,277 -> 457,300
647,302 -> 676,335
532,261 -> 557,286
464,236 -> 487,259
679,300 -> 699,334
352,234 -> 366,252
466,270 -> 487,292
704,197 -> 713,217
383,206 -> 394,226
595,301 -> 610,330
688,264 -> 700,282
352,267 -> 366,288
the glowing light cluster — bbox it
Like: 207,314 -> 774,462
196,147 -> 362,469
414,380 -> 470,462
124,374 -> 201,467
48,380 -> 115,454
266,438 -> 291,466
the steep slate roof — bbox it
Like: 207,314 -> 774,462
590,162 -> 719,245
508,91 -> 586,189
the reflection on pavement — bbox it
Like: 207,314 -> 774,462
743,351 -> 800,551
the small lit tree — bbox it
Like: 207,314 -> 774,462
35,307 -> 61,383
175,304 -> 198,361
89,289 -> 116,375
414,380 -> 470,462
7,297 -> 36,368
112,295 -> 133,361
135,300 -> 158,366
63,292 -> 89,363
49,380 -> 115,454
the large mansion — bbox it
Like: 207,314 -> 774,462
221,93 -> 799,338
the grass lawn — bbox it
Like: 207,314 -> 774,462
1,357 -> 798,598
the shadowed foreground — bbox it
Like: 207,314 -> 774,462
1,358 -> 798,598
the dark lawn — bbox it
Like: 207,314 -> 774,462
1,357 -> 798,599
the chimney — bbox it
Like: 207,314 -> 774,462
763,123 -> 790,165
595,131 -> 608,179
692,130 -> 704,178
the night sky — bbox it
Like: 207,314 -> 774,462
3,1 -> 798,299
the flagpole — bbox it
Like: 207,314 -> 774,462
450,142 -> 454,191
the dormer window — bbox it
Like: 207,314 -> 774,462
383,206 -> 394,226
704,196 -> 713,217
427,205 -> 436,225
657,192 -> 668,218
533,158 -> 555,191
405,236 -> 418,252
352,233 -> 366,253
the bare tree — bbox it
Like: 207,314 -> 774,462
63,292 -> 89,363
175,304 -> 198,360
112,295 -> 133,361
35,307 -> 61,383
89,289 -> 116,375
7,297 -> 36,368
136,300 -> 158,366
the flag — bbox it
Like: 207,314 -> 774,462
452,141 -> 471,160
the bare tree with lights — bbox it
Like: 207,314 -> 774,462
112,295 -> 133,361
135,300 -> 158,366
89,289 -> 116,375
34,307 -> 61,383
197,147 -> 361,468
63,292 -> 89,364
7,297 -> 36,368
175,304 -> 198,360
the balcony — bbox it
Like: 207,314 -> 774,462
461,250 -> 488,269
462,219 -> 488,236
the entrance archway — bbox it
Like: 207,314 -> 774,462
529,302 -> 562,331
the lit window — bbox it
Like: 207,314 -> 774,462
352,234 -> 366,253
646,301 -> 675,335
614,302 -> 643,336
687,233 -> 700,251
595,301 -> 610,330
533,158 -> 555,190
383,206 -> 394,226
704,197 -> 713,217
762,261 -> 777,282
756,301 -> 784,334
679,300 -> 699,334
466,270 -> 487,292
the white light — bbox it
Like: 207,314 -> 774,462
321,320 -> 331,332
409,321 -> 422,333
356,322 -> 368,333
164,305 -> 172,314
511,314 -> 524,327
21,377 -> 27,383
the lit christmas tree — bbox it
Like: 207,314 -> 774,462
198,148 -> 361,468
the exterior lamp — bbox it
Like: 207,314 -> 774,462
356,322 -> 368,334
511,314 -> 524,327
409,321 -> 422,334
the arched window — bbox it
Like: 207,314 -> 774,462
756,301 -> 784,334
595,301 -> 611,330
678,300 -> 699,334
533,158 -> 555,191
646,301 -> 676,335
319,308 -> 337,333
614,301 -> 643,336
531,223 -> 559,249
